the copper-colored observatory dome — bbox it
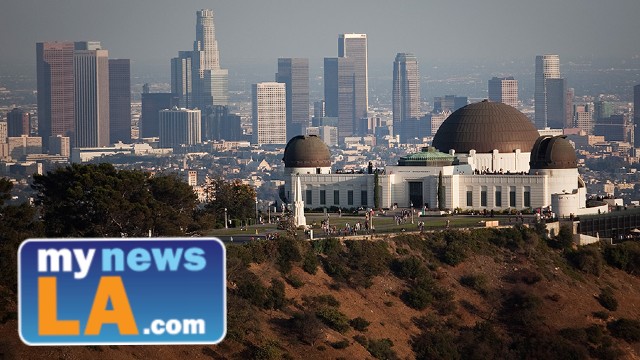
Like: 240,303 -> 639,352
530,135 -> 578,169
432,100 -> 540,153
283,135 -> 331,168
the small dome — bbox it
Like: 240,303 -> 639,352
432,100 -> 540,153
283,135 -> 331,168
529,135 -> 578,169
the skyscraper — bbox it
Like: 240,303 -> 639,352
635,85 -> 640,147
159,108 -> 201,149
488,77 -> 518,108
36,41 -> 75,151
546,78 -> 567,129
392,53 -> 420,143
324,57 -> 355,141
7,108 -> 30,137
170,51 -> 193,108
108,59 -> 131,144
73,41 -> 110,148
194,9 -> 220,71
191,9 -> 228,109
252,82 -> 286,145
276,58 -> 310,137
535,54 -> 561,129
338,34 -> 368,123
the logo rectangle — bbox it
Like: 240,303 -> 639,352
18,238 -> 226,345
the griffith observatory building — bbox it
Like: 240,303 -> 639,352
282,101 -> 607,218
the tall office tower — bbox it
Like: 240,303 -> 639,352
191,9 -> 228,109
535,54 -> 561,129
221,113 -> 243,141
108,59 -> 131,144
7,108 -> 30,136
276,58 -> 310,137
314,100 -> 326,119
488,77 -> 518,108
392,53 -> 420,143
73,41 -> 110,148
36,42 -> 75,151
634,85 -> 640,147
194,9 -> 219,70
171,51 -> 193,108
158,108 -> 201,148
565,87 -> 575,128
324,57 -> 355,141
546,78 -> 567,129
140,93 -> 179,138
338,34 -> 368,122
574,104 -> 593,134
252,82 -> 286,145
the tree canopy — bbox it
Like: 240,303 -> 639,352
32,163 -> 199,237
204,177 -> 257,227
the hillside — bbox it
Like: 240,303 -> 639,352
2,226 -> 640,359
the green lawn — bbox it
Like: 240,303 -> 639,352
204,212 -> 508,237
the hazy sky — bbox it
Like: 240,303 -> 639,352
1,0 -> 639,71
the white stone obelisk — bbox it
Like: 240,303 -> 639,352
293,174 -> 306,227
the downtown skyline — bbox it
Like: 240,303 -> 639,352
1,0 -> 639,72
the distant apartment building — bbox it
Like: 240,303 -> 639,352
8,135 -> 42,161
141,92 -> 180,138
574,104 -> 593,134
158,108 -> 201,149
252,82 -> 287,145
433,95 -> 467,113
488,77 -> 518,108
49,135 -> 71,158
7,108 -> 30,137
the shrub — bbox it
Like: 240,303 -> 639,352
505,268 -> 542,285
391,256 -> 428,280
459,274 -> 489,296
330,339 -> 350,349
608,318 -> 640,342
402,277 -> 435,310
568,246 -> 603,276
412,329 -> 460,360
264,279 -> 286,310
592,311 -> 609,320
556,224 -> 575,249
275,237 -> 302,273
302,250 -> 319,274
597,288 -> 618,311
366,338 -> 397,360
604,242 -> 640,275
289,311 -> 323,345
500,289 -> 542,330
285,275 -> 304,289
316,306 -> 350,333
353,334 -> 367,346
350,317 -> 371,332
